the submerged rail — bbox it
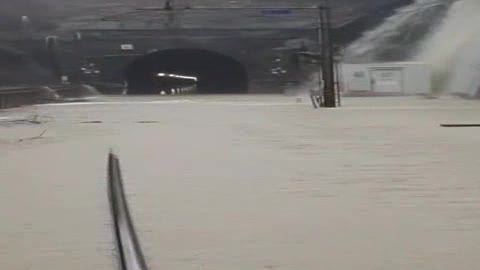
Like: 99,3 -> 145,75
108,152 -> 149,270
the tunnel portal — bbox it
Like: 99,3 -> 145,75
125,49 -> 249,95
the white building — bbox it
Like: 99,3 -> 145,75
341,62 -> 431,96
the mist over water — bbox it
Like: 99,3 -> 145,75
344,0 -> 480,96
344,0 -> 450,63
415,0 -> 480,96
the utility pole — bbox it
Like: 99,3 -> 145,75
319,0 -> 339,107
46,36 -> 63,82
164,0 -> 173,10
163,0 -> 180,28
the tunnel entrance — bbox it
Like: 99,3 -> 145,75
125,49 -> 248,95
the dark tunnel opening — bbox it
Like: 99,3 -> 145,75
125,49 -> 249,95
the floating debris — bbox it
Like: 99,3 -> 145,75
136,121 -> 159,124
0,114 -> 44,126
80,121 -> 103,124
17,128 -> 48,142
440,124 -> 480,128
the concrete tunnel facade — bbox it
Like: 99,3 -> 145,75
48,29 -> 319,94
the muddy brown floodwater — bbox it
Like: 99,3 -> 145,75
1,95 -> 480,270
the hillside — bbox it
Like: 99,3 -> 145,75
0,0 -> 412,86
0,0 -> 412,31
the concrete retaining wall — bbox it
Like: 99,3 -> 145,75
0,84 -> 98,109
0,87 -> 44,109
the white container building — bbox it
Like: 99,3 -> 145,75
341,62 -> 431,96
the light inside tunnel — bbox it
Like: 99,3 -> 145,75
125,49 -> 249,95
157,73 -> 198,82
